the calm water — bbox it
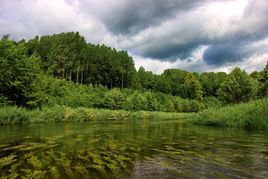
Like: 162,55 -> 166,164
0,119 -> 268,178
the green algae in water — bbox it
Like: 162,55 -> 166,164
0,154 -> 17,169
0,121 -> 268,178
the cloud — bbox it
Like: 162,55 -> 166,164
137,44 -> 267,75
203,41 -> 248,66
0,0 -> 107,44
118,11 -> 208,60
79,0 -> 207,35
118,0 -> 268,68
1,0 -> 267,74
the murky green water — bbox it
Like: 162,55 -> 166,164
0,119 -> 268,178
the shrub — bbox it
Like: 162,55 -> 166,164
193,98 -> 268,129
125,91 -> 148,111
104,88 -> 126,110
0,106 -> 29,124
201,97 -> 223,109
42,105 -> 66,122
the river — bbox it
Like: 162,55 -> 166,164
0,119 -> 267,178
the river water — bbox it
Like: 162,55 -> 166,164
0,119 -> 267,178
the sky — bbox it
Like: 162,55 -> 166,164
1,0 -> 268,74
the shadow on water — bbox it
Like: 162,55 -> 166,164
0,119 -> 268,178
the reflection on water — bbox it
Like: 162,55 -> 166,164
0,119 -> 268,178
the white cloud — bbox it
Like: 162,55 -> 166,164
1,0 -> 107,43
1,0 -> 267,74
133,55 -> 172,74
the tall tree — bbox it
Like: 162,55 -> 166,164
257,62 -> 268,97
162,69 -> 186,96
0,36 -> 42,107
184,72 -> 203,100
137,66 -> 150,89
163,69 -> 203,100
217,67 -> 256,103
199,72 -> 227,97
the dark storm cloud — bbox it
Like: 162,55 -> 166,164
118,0 -> 268,67
203,30 -> 268,66
139,41 -> 202,62
1,0 -> 268,73
203,43 -> 246,66
202,2 -> 268,66
98,0 -> 205,35
119,11 -> 209,61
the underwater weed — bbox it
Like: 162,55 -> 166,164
27,155 -> 43,169
49,166 -> 60,179
0,153 -> 17,169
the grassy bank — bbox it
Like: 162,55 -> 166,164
192,98 -> 268,129
0,105 -> 194,125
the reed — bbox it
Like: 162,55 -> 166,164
192,98 -> 268,129
0,106 -> 192,125
0,106 -> 29,124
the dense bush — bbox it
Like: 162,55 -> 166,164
201,97 -> 223,109
36,79 -> 205,113
1,33 -> 267,118
104,88 -> 126,110
192,98 -> 268,129
0,106 -> 29,124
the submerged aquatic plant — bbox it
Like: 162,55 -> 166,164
0,119 -> 267,178
0,154 -> 17,169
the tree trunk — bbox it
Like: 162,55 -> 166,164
62,68 -> 65,79
69,71 -> 72,81
76,69 -> 79,82
121,73 -> 124,89
81,70 -> 84,84
85,62 -> 89,81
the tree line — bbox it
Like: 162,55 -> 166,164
0,32 -> 267,112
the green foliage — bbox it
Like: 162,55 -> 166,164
1,32 -> 268,116
0,105 -> 191,125
0,95 -> 9,106
0,106 -> 29,124
144,91 -> 161,111
42,105 -> 67,122
172,97 -> 204,113
152,75 -> 172,94
193,98 -> 268,129
201,97 -> 223,109
257,64 -> 268,97
217,67 -> 256,104
198,72 -> 227,97
104,88 -> 126,110
137,66 -> 154,90
37,32 -> 87,81
35,32 -> 137,88
162,69 -> 203,100
0,37 -> 42,107
184,72 -> 203,100
125,91 -> 148,111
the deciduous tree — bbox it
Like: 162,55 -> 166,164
217,67 -> 256,103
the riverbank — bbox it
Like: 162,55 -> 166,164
192,98 -> 268,129
0,105 -> 195,125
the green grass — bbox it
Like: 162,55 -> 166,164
192,98 -> 268,129
0,105 -> 194,125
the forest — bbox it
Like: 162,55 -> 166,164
0,32 -> 267,114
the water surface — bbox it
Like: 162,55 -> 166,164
0,119 -> 268,178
